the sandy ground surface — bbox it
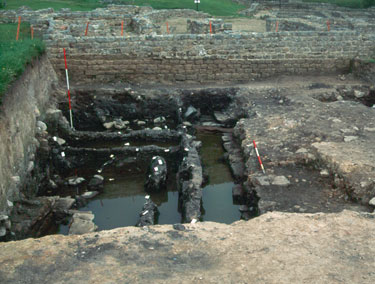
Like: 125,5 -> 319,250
0,210 -> 374,283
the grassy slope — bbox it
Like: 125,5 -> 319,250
1,0 -> 245,16
2,0 -> 104,11
0,23 -> 45,99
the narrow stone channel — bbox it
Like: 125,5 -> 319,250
197,132 -> 240,223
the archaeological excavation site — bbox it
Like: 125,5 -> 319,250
0,0 -> 375,282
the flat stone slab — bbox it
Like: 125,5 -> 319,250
0,211 -> 374,283
81,191 -> 99,199
54,197 -> 75,212
271,175 -> 290,186
68,212 -> 97,235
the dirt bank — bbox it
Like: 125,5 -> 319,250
0,210 -> 374,283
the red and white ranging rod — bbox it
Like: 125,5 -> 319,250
63,48 -> 74,129
253,140 -> 265,174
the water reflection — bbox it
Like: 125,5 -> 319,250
197,132 -> 240,224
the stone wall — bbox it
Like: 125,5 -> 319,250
45,31 -> 375,84
0,5 -> 210,37
352,59 -> 375,84
0,55 -> 58,214
187,19 -> 232,34
266,18 -> 319,32
265,2 -> 375,32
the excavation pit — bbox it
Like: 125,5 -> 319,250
6,84 -> 374,240
35,87 -> 255,236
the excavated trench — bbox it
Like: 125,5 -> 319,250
5,85 -> 372,240
34,87 -> 257,235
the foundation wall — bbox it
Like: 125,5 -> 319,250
352,59 -> 375,84
0,55 -> 57,213
46,31 -> 375,84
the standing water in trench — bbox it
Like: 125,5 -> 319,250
60,166 -> 181,232
58,131 -> 241,233
197,132 -> 241,223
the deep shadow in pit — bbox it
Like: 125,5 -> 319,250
59,89 -> 180,132
359,89 -> 375,107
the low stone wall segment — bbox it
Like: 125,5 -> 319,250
45,31 -> 375,84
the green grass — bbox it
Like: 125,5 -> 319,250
303,0 -> 375,8
0,0 -> 245,16
0,23 -> 45,101
0,0 -> 104,11
116,0 -> 245,16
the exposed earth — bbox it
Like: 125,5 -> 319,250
1,1 -> 375,283
1,210 -> 374,283
1,74 -> 375,283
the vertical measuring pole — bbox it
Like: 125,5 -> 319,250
31,26 -> 34,39
209,20 -> 212,34
253,140 -> 266,174
121,20 -> 124,36
276,21 -> 279,32
326,20 -> 330,31
16,16 -> 21,41
166,22 -> 170,34
85,21 -> 89,36
63,48 -> 74,129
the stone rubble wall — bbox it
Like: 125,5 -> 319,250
187,19 -> 232,34
352,59 -> 375,84
0,55 -> 58,214
264,2 -> 375,32
266,18 -> 320,32
0,5 -> 211,37
45,31 -> 375,84
232,0 -> 289,7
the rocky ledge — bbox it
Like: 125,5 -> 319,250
0,210 -> 374,283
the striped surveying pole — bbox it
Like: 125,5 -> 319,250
326,20 -> 330,31
63,48 -> 74,129
209,20 -> 212,34
276,21 -> 279,32
253,140 -> 265,174
31,26 -> 34,39
121,20 -> 124,36
16,16 -> 21,41
166,22 -> 170,34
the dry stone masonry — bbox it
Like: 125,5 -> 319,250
1,3 -> 374,85
44,31 -> 375,84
